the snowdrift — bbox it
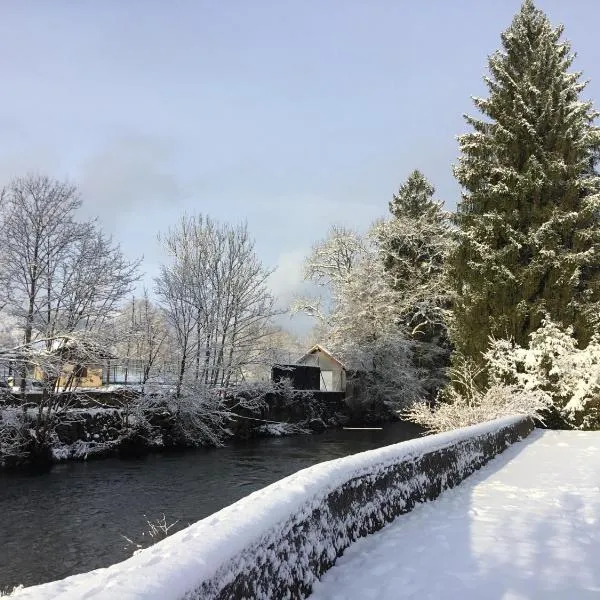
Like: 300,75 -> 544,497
12,415 -> 534,600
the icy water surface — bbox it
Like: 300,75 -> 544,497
0,420 -> 422,589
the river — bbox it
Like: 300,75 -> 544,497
0,421 -> 423,590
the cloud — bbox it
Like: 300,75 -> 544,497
78,134 -> 183,227
268,249 -> 308,308
268,248 -> 325,336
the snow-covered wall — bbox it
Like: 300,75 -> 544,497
13,416 -> 534,600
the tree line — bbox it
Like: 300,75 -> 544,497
1,0 -> 599,465
296,0 -> 600,431
0,177 -> 302,464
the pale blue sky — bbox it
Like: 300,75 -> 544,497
1,1 -> 599,332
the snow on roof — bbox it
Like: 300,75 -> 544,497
297,344 -> 346,369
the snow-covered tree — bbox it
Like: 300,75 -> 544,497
485,318 -> 600,429
155,215 -> 278,396
296,198 -> 453,411
0,174 -> 140,359
0,176 -> 86,355
450,0 -> 600,366
295,171 -> 453,408
303,224 -> 364,288
293,225 -> 364,321
379,170 -> 453,396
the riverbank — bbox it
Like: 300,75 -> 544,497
0,386 -> 398,471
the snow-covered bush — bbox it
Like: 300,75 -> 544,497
0,409 -> 30,467
226,378 -> 320,434
140,378 -> 315,449
143,382 -> 232,448
256,421 -> 308,436
406,383 -> 546,434
227,377 -> 314,413
484,319 -> 600,429
405,358 -> 549,433
407,318 -> 600,433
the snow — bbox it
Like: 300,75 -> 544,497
10,416 -> 526,600
256,421 -> 307,436
51,439 -> 116,461
310,429 -> 600,600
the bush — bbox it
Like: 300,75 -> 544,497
484,319 -> 600,429
405,357 -> 549,433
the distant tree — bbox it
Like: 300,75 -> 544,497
113,291 -> 170,388
450,0 -> 600,366
155,215 -> 278,397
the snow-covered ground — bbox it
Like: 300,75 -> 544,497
310,429 -> 600,600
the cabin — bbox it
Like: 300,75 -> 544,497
33,362 -> 105,389
297,344 -> 346,392
31,339 -> 115,390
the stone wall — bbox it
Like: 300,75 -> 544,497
198,416 -> 534,599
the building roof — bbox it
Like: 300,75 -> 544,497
297,344 -> 346,369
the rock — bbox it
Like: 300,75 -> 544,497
308,418 -> 326,433
55,420 -> 86,445
118,432 -> 150,459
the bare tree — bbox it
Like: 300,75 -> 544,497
0,174 -> 140,342
0,193 -> 10,315
114,291 -> 170,388
155,229 -> 199,397
0,176 -> 85,388
155,215 -> 278,395
0,174 -> 140,452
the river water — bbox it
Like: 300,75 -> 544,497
0,421 -> 423,590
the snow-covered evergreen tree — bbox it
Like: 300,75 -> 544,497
380,170 -> 453,397
450,0 -> 600,366
389,170 -> 438,220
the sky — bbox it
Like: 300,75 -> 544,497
1,1 -> 600,335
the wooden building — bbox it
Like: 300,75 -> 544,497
297,344 -> 346,392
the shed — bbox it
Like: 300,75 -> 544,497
297,344 -> 346,392
271,364 -> 321,390
31,338 -> 116,390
